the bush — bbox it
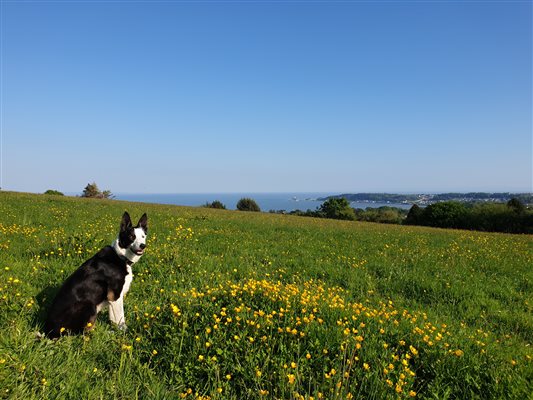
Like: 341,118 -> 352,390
44,190 -> 64,196
236,198 -> 261,212
204,200 -> 227,210
355,206 -> 406,224
374,208 -> 404,224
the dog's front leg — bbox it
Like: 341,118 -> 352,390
108,296 -> 127,331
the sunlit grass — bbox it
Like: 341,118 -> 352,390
0,191 -> 532,399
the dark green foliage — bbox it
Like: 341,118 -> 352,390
44,189 -> 64,196
405,204 -> 424,225
236,197 -> 261,212
285,209 -> 320,218
421,202 -> 469,229
318,198 -> 356,220
282,198 -> 533,233
81,182 -> 114,199
204,200 -> 227,210
354,206 -> 406,224
507,198 -> 526,214
405,201 -> 533,233
287,204 -> 406,224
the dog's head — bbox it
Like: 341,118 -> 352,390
117,212 -> 148,260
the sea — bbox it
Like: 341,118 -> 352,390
114,193 -> 412,212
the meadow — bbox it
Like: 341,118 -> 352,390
0,191 -> 531,399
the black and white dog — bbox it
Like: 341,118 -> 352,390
44,212 -> 147,338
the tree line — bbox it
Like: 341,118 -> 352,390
123,191 -> 533,234
273,197 -> 532,234
404,199 -> 532,233
276,198 -> 407,224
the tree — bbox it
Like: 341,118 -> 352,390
82,182 -> 100,198
405,204 -> 424,225
318,198 -> 356,221
81,182 -> 114,199
236,198 -> 261,212
507,198 -> 525,214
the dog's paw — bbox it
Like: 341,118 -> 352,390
117,323 -> 128,332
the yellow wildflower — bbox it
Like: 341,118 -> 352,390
287,374 -> 296,384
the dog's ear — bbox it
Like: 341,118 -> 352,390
121,212 -> 133,232
137,213 -> 148,233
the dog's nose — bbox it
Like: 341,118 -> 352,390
140,243 -> 146,249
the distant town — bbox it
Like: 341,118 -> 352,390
319,192 -> 533,206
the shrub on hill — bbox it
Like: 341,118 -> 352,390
44,189 -> 64,196
236,198 -> 261,212
204,200 -> 227,210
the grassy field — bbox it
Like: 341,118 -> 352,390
0,191 -> 532,399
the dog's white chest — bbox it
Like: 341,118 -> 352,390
123,265 -> 133,296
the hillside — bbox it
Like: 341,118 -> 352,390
0,191 -> 532,399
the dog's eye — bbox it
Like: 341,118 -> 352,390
129,234 -> 135,241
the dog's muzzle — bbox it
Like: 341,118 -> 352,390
134,244 -> 146,255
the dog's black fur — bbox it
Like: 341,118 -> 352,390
44,212 -> 147,338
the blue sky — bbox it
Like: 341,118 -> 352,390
1,0 -> 531,194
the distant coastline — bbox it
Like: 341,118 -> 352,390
319,192 -> 533,206
112,193 -> 415,212
57,191 -> 533,212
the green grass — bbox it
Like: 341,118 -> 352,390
0,191 -> 532,399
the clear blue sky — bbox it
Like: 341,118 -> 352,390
1,0 -> 531,194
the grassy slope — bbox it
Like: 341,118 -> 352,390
0,192 -> 532,399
